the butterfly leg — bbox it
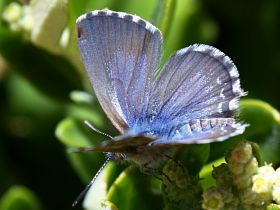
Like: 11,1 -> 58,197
159,152 -> 186,173
143,162 -> 172,183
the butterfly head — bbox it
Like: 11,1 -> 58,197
106,151 -> 127,162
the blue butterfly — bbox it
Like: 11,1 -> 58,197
73,9 -> 247,205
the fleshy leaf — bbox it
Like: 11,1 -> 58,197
55,117 -> 92,147
0,186 -> 42,210
107,166 -> 163,210
176,144 -> 210,176
65,104 -> 106,130
83,162 -> 118,210
163,0 -> 218,62
70,90 -> 94,105
56,103 -> 113,147
0,27 -> 83,102
55,117 -> 106,182
199,158 -> 226,189
67,152 -> 105,184
240,99 -> 280,138
151,0 -> 176,38
209,99 -> 280,164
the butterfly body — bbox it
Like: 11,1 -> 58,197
76,9 -> 247,170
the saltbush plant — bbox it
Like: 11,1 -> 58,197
1,0 -> 280,210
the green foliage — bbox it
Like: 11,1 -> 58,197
162,160 -> 202,210
1,0 -> 280,209
209,99 -> 280,164
151,0 -> 176,38
106,166 -> 163,210
0,186 -> 42,210
0,28 -> 83,102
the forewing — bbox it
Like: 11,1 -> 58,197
77,10 -> 162,132
148,44 -> 245,124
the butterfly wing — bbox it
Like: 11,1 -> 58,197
147,44 -> 246,144
148,44 -> 245,122
77,10 -> 162,132
149,118 -> 247,146
71,135 -> 156,153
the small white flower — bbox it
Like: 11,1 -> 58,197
273,186 -> 280,204
2,2 -> 22,23
250,165 -> 275,203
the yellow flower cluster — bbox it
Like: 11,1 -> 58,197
202,141 -> 280,210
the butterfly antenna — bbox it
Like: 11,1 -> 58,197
72,158 -> 111,207
84,120 -> 113,139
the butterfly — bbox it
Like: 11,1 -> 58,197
73,9 -> 247,206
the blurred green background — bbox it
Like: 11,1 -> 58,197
0,0 -> 280,210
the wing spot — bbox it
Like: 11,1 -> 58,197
153,30 -> 161,37
77,10 -> 161,35
189,119 -> 202,132
86,12 -> 94,18
124,14 -> 133,21
77,27 -> 83,38
137,19 -> 147,27
98,10 -> 107,16
111,12 -> 119,17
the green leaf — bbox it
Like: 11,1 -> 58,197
240,99 -> 280,164
199,158 -> 226,189
107,166 -> 163,210
0,186 -> 42,210
67,0 -> 88,27
162,0 -> 197,61
55,103 -> 112,148
240,99 -> 280,137
151,0 -> 176,38
209,99 -> 280,164
68,0 -> 133,26
55,117 -> 106,182
69,90 -> 94,105
55,97 -> 118,182
83,162 -> 119,210
65,104 -> 106,130
67,151 -> 105,184
0,27 -> 83,102
107,0 -> 157,20
56,117 -> 93,147
176,144 -> 210,175
163,0 -> 218,62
